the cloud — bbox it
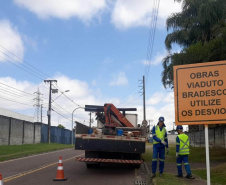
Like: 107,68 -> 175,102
111,0 -> 181,30
91,80 -> 97,86
0,77 -> 37,112
147,92 -> 164,105
0,20 -> 24,62
109,71 -> 128,86
23,35 -> 38,51
142,50 -> 166,66
14,0 -> 107,23
0,74 -> 105,129
163,91 -> 174,104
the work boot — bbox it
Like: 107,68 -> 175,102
175,174 -> 183,178
185,174 -> 195,179
159,173 -> 163,177
151,174 -> 156,179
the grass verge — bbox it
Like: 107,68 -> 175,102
143,143 -> 226,163
0,143 -> 73,161
143,143 -> 226,185
153,173 -> 189,185
193,163 -> 226,185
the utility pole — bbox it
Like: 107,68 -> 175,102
143,75 -> 146,121
44,80 -> 57,144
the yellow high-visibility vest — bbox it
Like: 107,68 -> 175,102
153,126 -> 166,144
178,134 -> 190,155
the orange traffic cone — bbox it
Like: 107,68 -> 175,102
0,173 -> 3,185
53,156 -> 67,181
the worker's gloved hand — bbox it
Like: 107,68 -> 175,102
166,148 -> 169,155
176,152 -> 178,157
161,141 -> 167,145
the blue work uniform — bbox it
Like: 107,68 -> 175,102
176,134 -> 192,176
152,123 -> 168,174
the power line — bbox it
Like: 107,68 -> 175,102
52,84 -> 80,107
51,108 -> 71,122
0,81 -> 36,96
117,85 -> 139,105
145,0 -> 161,82
52,105 -> 86,122
0,44 -> 50,79
0,44 -> 89,123
0,96 -> 34,106
123,95 -> 143,108
119,91 -> 141,107
0,55 -> 45,81
0,50 -> 46,80
0,89 -> 35,101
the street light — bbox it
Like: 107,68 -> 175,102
72,107 -> 84,146
52,90 -> 70,102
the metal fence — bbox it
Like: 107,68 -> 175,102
41,124 -> 75,144
187,125 -> 226,148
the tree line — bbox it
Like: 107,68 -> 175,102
162,0 -> 226,88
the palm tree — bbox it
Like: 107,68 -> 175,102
162,0 -> 226,88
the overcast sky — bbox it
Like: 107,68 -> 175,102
0,0 -> 182,130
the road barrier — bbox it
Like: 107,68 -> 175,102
0,173 -> 3,185
53,156 -> 67,181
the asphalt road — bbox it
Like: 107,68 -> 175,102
0,149 -> 147,185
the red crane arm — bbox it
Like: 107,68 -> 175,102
104,103 -> 134,127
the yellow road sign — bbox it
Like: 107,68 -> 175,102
174,60 -> 226,125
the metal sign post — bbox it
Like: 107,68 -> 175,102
205,124 -> 211,185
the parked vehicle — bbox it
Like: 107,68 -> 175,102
75,103 -> 147,168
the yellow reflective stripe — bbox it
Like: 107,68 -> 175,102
179,151 -> 189,154
184,163 -> 189,165
176,143 -> 180,145
152,158 -> 158,161
159,159 -> 165,162
177,164 -> 182,166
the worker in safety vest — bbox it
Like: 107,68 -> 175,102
175,125 -> 195,179
151,116 -> 168,178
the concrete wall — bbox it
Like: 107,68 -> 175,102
24,121 -> 34,144
0,116 -> 10,145
168,134 -> 177,144
0,114 -> 75,145
0,115 -> 42,145
34,122 -> 42,144
10,118 -> 23,145
187,125 -> 226,148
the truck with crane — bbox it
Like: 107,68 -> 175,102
75,103 -> 148,168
